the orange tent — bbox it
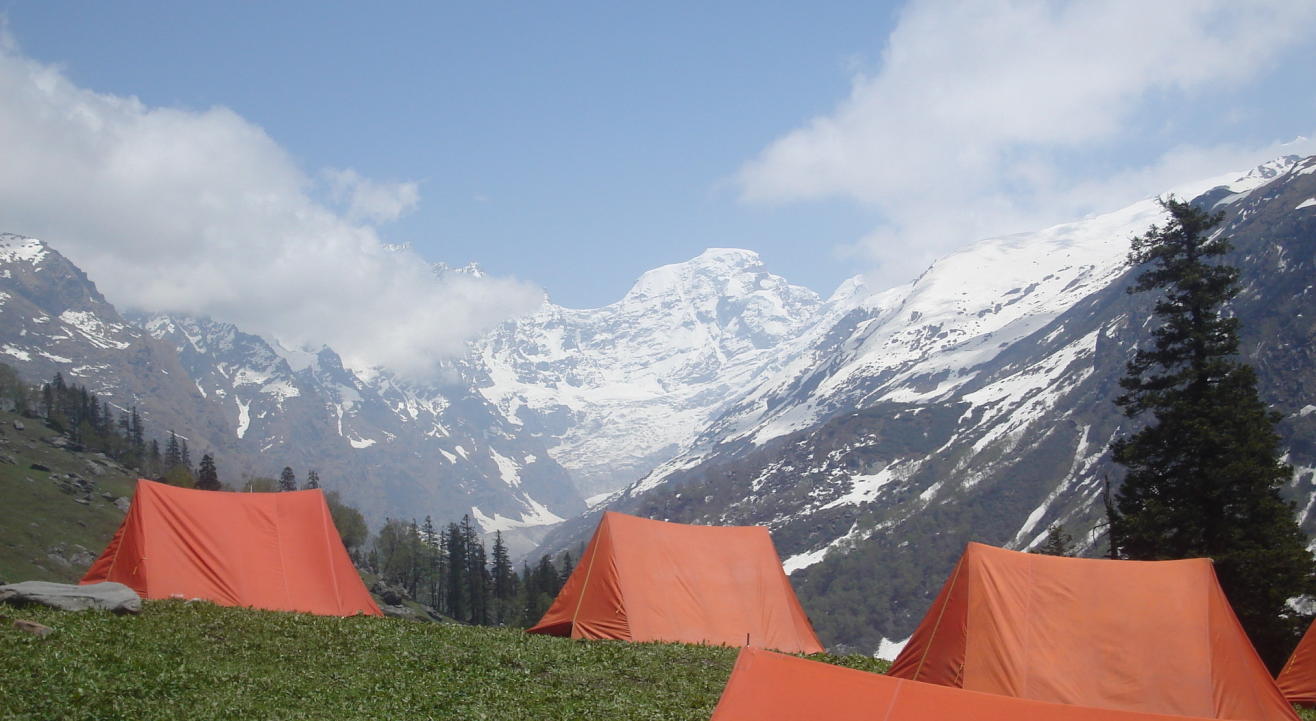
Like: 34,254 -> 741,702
887,542 -> 1295,721
82,479 -> 380,617
527,511 -> 822,653
711,647 -> 1248,721
1277,621 -> 1316,705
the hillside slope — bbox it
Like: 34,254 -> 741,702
0,409 -> 137,584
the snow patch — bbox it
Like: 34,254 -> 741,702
0,235 -> 48,266
782,546 -> 830,575
585,491 -> 618,509
1296,198 -> 1316,211
470,496 -> 566,532
37,351 -> 71,363
349,437 -> 376,449
821,464 -> 905,510
58,311 -> 130,350
235,398 -> 251,439
2,345 -> 30,361
876,636 -> 909,661
783,522 -> 867,574
489,448 -> 521,487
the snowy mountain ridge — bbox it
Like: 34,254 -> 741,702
533,154 -> 1316,653
623,156 -> 1308,498
469,247 -> 857,497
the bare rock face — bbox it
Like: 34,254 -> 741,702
0,581 -> 141,614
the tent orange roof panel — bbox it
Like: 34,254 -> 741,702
711,647 -> 1249,721
1277,620 -> 1316,705
527,511 -> 822,653
82,479 -> 380,617
887,542 -> 1295,721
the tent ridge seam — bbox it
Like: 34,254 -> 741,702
881,676 -> 907,721
569,516 -> 606,635
913,552 -> 965,681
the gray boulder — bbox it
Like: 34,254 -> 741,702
0,581 -> 141,614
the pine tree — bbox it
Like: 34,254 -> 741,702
1032,524 -> 1074,557
98,400 -> 113,436
39,383 -> 53,422
491,531 -> 515,624
196,453 -> 221,491
557,550 -> 574,592
146,439 -> 161,477
304,469 -> 320,490
128,406 -> 145,460
461,515 -> 490,625
164,431 -> 182,470
179,438 -> 192,471
437,528 -> 450,615
279,466 -> 297,492
445,521 -> 467,622
421,516 -> 441,608
87,393 -> 101,438
1109,196 -> 1314,671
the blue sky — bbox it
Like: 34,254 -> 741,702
3,2 -> 897,306
0,1 -> 1313,373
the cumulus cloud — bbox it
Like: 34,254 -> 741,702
0,36 -> 543,376
324,168 -> 420,224
738,0 -> 1316,291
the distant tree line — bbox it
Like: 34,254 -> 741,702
0,367 -> 190,481
8,366 -> 576,629
0,364 -> 371,557
369,514 -> 577,627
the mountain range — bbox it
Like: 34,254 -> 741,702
536,155 -> 1316,651
1,155 -> 1314,651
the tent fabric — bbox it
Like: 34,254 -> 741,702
527,511 -> 822,653
82,479 -> 380,617
710,647 -> 1241,721
887,542 -> 1295,721
1277,620 -> 1316,705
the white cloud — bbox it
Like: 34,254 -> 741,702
0,37 -> 543,376
324,168 -> 420,223
738,0 -> 1316,291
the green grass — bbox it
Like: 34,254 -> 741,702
0,600 -> 887,720
0,412 -> 137,584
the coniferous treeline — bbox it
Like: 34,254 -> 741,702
6,364 -> 569,626
370,514 -> 578,627
0,366 -> 196,480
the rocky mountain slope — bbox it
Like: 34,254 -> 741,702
539,155 -> 1316,652
0,238 -> 582,550
0,238 -> 858,551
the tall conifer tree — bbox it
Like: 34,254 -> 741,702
491,531 -> 514,624
164,431 -> 182,470
1109,196 -> 1314,670
445,521 -> 467,622
196,453 -> 221,491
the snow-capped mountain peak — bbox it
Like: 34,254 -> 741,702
0,234 -> 50,269
471,247 -> 829,496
